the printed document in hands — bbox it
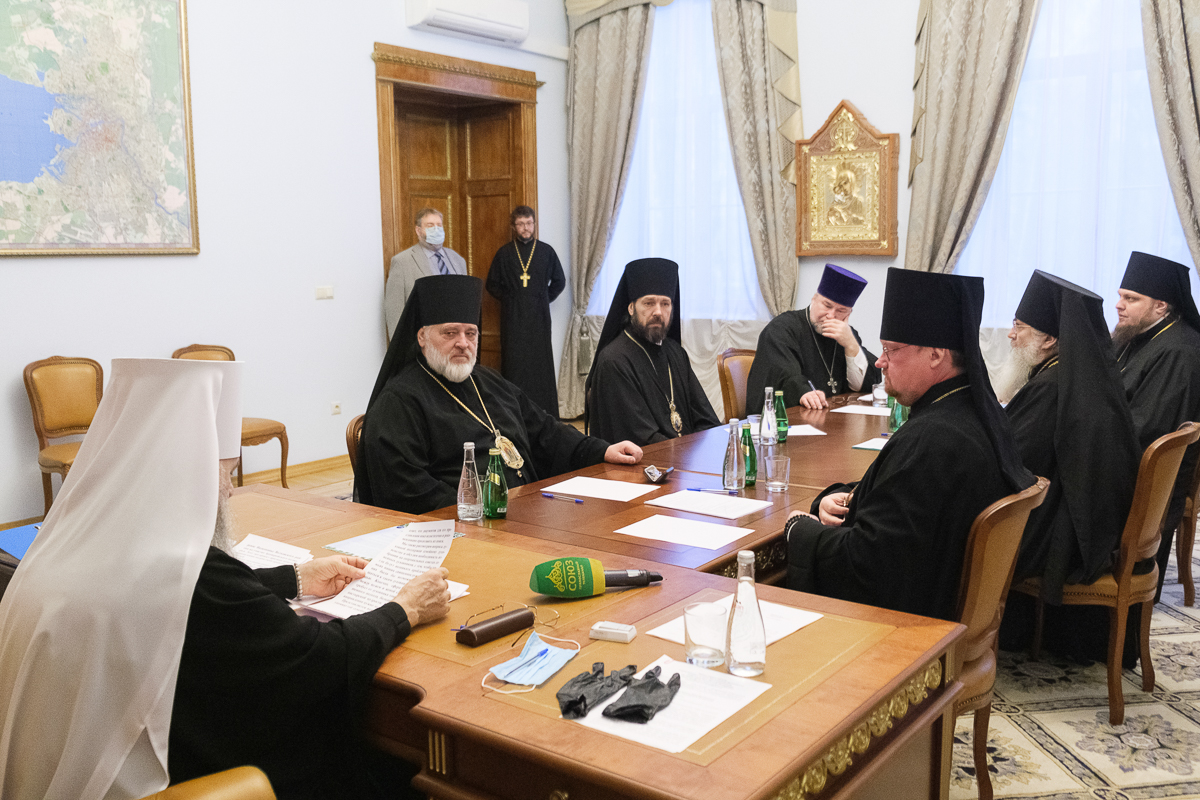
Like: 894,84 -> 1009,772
309,520 -> 456,619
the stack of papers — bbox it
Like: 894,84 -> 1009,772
309,520 -> 459,619
572,656 -> 771,753
541,476 -> 659,502
614,515 -> 751,549
645,491 -> 772,520
787,424 -> 825,436
233,534 -> 313,569
325,525 -> 409,560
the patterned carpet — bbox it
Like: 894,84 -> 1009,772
953,545 -> 1200,799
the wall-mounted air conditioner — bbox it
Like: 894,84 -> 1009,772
406,0 -> 530,46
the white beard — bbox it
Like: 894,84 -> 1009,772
424,343 -> 476,383
211,493 -> 237,556
994,340 -> 1047,404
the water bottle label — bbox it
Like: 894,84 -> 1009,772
490,473 -> 501,485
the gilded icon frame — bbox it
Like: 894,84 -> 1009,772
796,101 -> 898,257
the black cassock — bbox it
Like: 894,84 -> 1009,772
746,308 -> 881,413
486,239 -> 567,415
1006,359 -> 1138,596
587,328 -> 720,445
363,357 -> 609,514
1118,318 -> 1200,540
169,548 -> 412,800
784,375 -> 1010,622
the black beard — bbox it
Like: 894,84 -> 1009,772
630,317 -> 666,345
515,234 -> 534,245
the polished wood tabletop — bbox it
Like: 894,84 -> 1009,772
642,399 -> 889,490
230,485 -> 964,800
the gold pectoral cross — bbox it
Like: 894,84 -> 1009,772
520,273 -> 530,288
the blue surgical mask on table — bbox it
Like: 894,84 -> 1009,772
485,631 -> 579,694
424,225 -> 445,246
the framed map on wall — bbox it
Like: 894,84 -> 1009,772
0,0 -> 198,255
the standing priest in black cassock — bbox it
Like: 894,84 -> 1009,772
1113,252 -> 1200,598
783,268 -> 1035,621
747,264 -> 882,412
358,274 -> 642,515
585,258 -> 720,445
996,271 -> 1140,661
485,206 -> 567,416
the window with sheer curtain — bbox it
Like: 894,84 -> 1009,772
585,0 -> 769,322
955,0 -> 1196,331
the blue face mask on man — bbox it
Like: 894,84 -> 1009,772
423,224 -> 445,247
486,632 -> 579,693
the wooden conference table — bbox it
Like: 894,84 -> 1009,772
230,399 -> 963,800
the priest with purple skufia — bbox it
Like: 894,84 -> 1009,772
747,264 -> 881,412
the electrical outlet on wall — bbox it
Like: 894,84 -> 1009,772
331,402 -> 342,415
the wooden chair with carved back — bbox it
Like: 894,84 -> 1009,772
172,345 -> 288,488
1174,443 -> 1200,606
954,476 -> 1049,800
346,414 -> 365,473
717,348 -> 755,423
1013,422 -> 1200,724
23,356 -> 104,514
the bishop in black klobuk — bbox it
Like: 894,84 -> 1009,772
783,268 -> 1034,621
358,274 -> 641,515
585,258 -> 720,445
996,270 -> 1142,661
747,263 -> 882,411
1114,252 -> 1200,598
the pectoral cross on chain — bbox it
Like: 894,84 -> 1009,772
828,377 -> 839,395
520,273 -> 530,288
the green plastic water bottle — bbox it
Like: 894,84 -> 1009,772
887,396 -> 908,433
741,421 -> 756,486
483,448 -> 508,519
774,390 -> 789,443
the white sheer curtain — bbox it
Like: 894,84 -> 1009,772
955,0 -> 1197,334
585,0 -> 769,412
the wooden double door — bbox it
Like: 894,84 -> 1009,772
375,44 -> 540,371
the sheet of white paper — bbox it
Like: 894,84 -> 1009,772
852,438 -> 888,451
831,405 -> 890,417
859,394 -> 873,402
645,594 -> 823,646
233,534 -> 313,570
310,520 -> 455,619
787,424 -> 826,436
292,579 -> 469,608
325,525 -> 408,560
573,656 -> 771,753
542,476 -> 659,502
645,491 -> 772,520
614,515 -> 751,550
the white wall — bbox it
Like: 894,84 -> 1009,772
0,0 -> 571,523
793,0 -> 921,355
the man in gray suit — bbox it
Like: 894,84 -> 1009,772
384,207 -> 467,339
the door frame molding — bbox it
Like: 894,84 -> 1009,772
373,43 -> 541,282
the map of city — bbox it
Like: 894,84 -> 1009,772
0,0 -> 197,254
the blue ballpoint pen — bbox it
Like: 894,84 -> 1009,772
687,487 -> 738,496
541,492 -> 583,503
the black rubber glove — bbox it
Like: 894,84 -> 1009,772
556,662 -> 637,720
601,665 -> 681,723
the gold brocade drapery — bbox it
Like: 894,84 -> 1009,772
557,5 -> 655,418
905,0 -> 1041,274
1141,0 -> 1200,269
712,0 -> 799,316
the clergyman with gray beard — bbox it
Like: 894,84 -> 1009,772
997,270 -> 1140,664
357,274 -> 643,515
